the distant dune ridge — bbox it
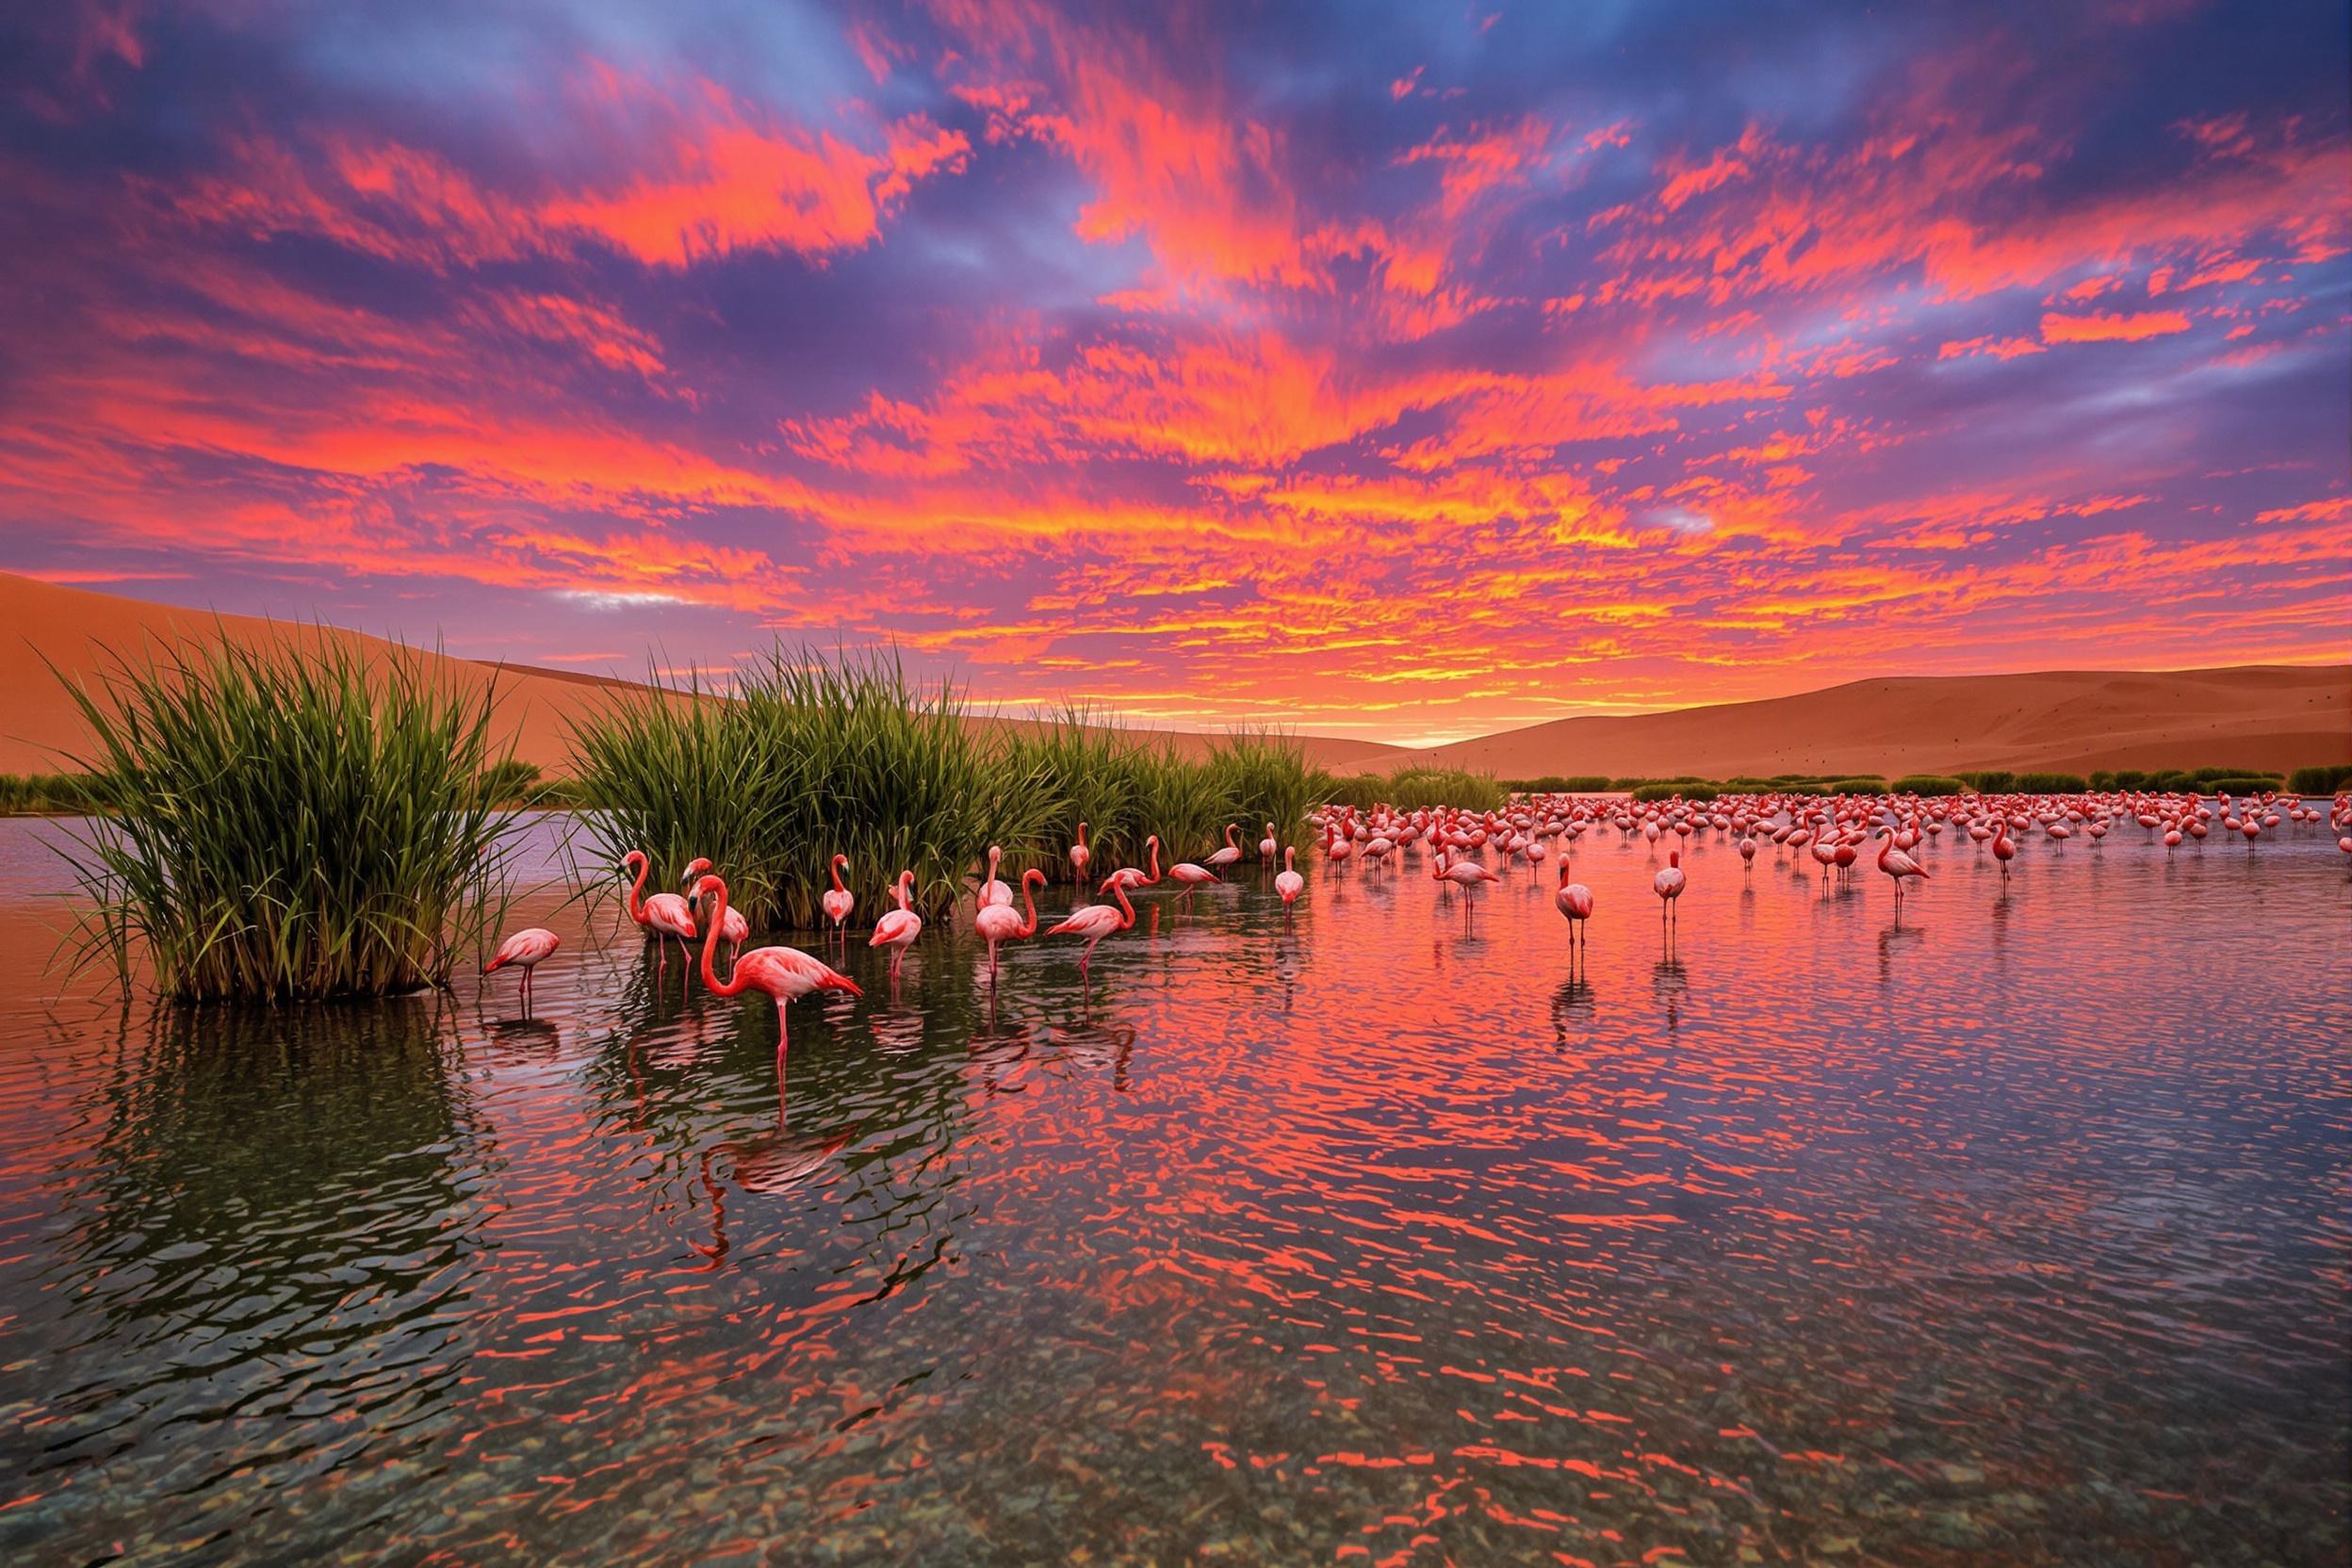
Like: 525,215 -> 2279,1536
0,572 -> 2342,781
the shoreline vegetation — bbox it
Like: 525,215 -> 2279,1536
27,627 -> 2348,1004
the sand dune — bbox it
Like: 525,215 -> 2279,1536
1397,665 -> 2348,781
0,572 -> 2340,781
0,572 -> 1404,775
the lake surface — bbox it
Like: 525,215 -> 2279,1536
0,813 -> 2344,1564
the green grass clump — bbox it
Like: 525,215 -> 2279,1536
55,633 -> 523,1002
1631,781 -> 1721,803
2203,776 -> 2278,796
569,645 -> 1050,929
1200,727 -> 1325,856
0,772 -> 112,814
1957,770 -> 2017,792
1324,765 -> 1505,813
1504,775 -> 1612,793
1891,775 -> 1967,796
2288,763 -> 2352,794
2013,771 -> 2089,792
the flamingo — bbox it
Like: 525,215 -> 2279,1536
1275,845 -> 1304,909
1433,849 -> 1499,932
1104,834 -> 1162,892
623,851 -> 698,969
1069,822 -> 1091,887
694,874 -> 859,1058
1876,827 -> 1929,911
1259,822 -> 1279,862
1554,866 -> 1593,954
1206,824 -> 1244,872
1046,875 -> 1137,976
869,872 -> 923,978
822,854 -> 855,936
1991,820 -> 2017,878
978,845 -> 1013,910
681,858 -> 750,952
1653,850 -> 1686,937
973,869 -> 1046,984
1166,858 -> 1221,906
482,926 -> 559,1012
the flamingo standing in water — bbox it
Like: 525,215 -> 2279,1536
1653,851 -> 1686,938
1069,822 -> 1091,888
1207,825 -> 1244,874
694,874 -> 859,1057
1875,827 -> 1928,912
1258,822 -> 1279,864
973,869 -> 1046,984
978,845 -> 1014,911
869,872 -> 923,978
623,851 -> 698,970
681,858 -> 749,953
822,854 -> 855,938
1104,835 -> 1161,893
1046,876 -> 1136,977
1166,857 -> 1221,907
1991,820 -> 2017,879
1433,849 -> 1499,932
1554,867 -> 1593,955
1275,845 -> 1305,909
483,927 -> 559,1013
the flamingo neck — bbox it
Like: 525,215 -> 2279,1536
700,885 -> 751,997
1109,879 -> 1135,929
1016,873 -> 1042,937
829,857 -> 845,894
626,854 -> 650,922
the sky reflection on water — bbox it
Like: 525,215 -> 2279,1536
0,815 -> 2344,1564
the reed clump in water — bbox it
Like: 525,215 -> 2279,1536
56,633 -> 522,1002
1324,764 -> 1505,813
570,658 -> 1334,922
569,646 -> 1052,928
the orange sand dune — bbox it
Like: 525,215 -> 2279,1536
1,573 -> 2341,781
1396,665 -> 2349,781
0,572 -> 1405,775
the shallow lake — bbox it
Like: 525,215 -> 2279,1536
0,812 -> 2344,1564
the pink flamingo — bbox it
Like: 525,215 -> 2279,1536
1652,850 -> 1686,938
483,926 -> 559,1012
1875,828 -> 1928,911
1275,845 -> 1305,909
1991,820 -> 2017,879
1166,858 -> 1221,906
1069,822 -> 1091,887
869,871 -> 923,978
1554,866 -> 1593,955
623,850 -> 698,969
694,874 -> 859,1057
1104,834 -> 1162,892
978,845 -> 1013,911
974,869 -> 1047,984
681,858 -> 750,952
1433,849 -> 1499,932
1045,876 -> 1136,977
1206,825 -> 1244,873
1258,822 -> 1279,862
822,854 -> 855,937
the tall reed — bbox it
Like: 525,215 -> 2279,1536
55,633 -> 522,1002
568,646 -> 1051,928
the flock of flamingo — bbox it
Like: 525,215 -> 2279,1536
483,786 -> 2352,1041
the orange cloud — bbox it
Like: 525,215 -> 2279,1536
2039,308 -> 2193,343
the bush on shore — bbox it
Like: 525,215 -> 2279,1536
2287,763 -> 2352,794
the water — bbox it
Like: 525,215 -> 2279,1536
0,814 -> 2344,1564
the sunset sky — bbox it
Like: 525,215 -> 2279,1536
1,1 -> 2345,742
